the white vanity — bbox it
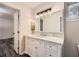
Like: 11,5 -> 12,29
25,33 -> 64,57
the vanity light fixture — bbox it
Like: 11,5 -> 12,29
37,8 -> 52,15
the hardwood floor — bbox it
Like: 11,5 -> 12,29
0,38 -> 30,57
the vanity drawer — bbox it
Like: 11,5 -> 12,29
37,40 -> 45,57
45,41 -> 58,50
26,38 -> 33,56
30,38 -> 39,56
44,41 -> 58,57
45,51 -> 58,57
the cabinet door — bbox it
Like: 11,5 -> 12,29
45,41 -> 58,57
26,37 -> 33,56
31,38 -> 39,57
37,40 -> 45,57
25,37 -> 31,54
25,37 -> 28,54
14,12 -> 19,54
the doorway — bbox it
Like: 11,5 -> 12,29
0,4 -> 20,56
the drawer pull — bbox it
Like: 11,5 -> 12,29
49,54 -> 52,56
35,47 -> 37,49
49,46 -> 52,47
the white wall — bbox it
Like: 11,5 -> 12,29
64,3 -> 79,57
64,20 -> 79,57
0,15 -> 14,39
19,8 -> 35,54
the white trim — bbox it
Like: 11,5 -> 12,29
65,18 -> 79,21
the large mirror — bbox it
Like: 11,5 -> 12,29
35,10 -> 64,32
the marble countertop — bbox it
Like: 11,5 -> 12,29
26,34 -> 64,45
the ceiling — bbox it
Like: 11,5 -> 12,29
0,2 -> 43,19
3,2 -> 43,9
20,2 -> 43,9
0,2 -> 43,14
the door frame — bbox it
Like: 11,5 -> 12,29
17,10 -> 20,54
14,10 -> 20,54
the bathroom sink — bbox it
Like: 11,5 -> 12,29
33,33 -> 47,37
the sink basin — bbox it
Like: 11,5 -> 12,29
33,33 -> 47,37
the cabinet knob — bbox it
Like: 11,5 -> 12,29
49,46 -> 52,47
49,54 -> 52,56
35,47 -> 37,49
